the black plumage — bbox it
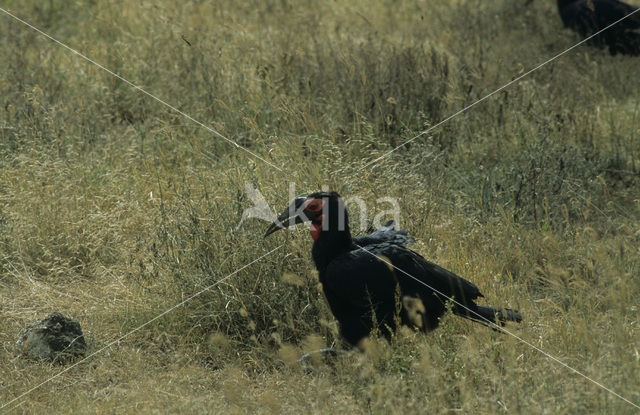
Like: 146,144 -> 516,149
557,0 -> 640,55
266,192 -> 522,346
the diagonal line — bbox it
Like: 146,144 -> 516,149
353,243 -> 640,411
0,245 -> 283,412
360,7 -> 640,171
0,7 -> 283,172
3,1 -> 639,410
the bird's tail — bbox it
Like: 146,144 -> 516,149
475,306 -> 522,325
456,305 -> 522,328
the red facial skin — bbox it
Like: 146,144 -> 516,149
303,199 -> 324,241
309,215 -> 324,241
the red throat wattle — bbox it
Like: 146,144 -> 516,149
303,198 -> 325,241
310,215 -> 324,241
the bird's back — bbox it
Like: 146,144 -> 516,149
353,220 -> 415,247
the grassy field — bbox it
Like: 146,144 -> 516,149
1,0 -> 640,413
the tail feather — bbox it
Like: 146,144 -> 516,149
475,306 -> 522,325
455,305 -> 522,328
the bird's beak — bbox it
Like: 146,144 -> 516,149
264,196 -> 308,237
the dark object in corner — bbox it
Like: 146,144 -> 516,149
557,0 -> 640,55
16,312 -> 87,363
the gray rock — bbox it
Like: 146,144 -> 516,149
16,312 -> 87,363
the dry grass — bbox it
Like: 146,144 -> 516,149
1,0 -> 640,413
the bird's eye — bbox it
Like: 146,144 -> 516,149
305,200 -> 323,212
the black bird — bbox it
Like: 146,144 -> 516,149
557,0 -> 640,55
266,192 -> 522,347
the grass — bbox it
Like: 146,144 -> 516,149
1,0 -> 640,413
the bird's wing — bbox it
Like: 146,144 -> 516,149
325,243 -> 482,312
360,243 -> 484,307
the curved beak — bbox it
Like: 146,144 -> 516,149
264,196 -> 308,237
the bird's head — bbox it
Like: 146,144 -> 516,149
265,192 -> 347,241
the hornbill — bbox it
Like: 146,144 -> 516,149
557,0 -> 640,55
265,192 -> 522,347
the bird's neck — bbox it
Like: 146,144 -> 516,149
311,224 -> 353,274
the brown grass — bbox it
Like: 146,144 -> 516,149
1,0 -> 640,413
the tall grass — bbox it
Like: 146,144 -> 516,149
1,0 -> 639,413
